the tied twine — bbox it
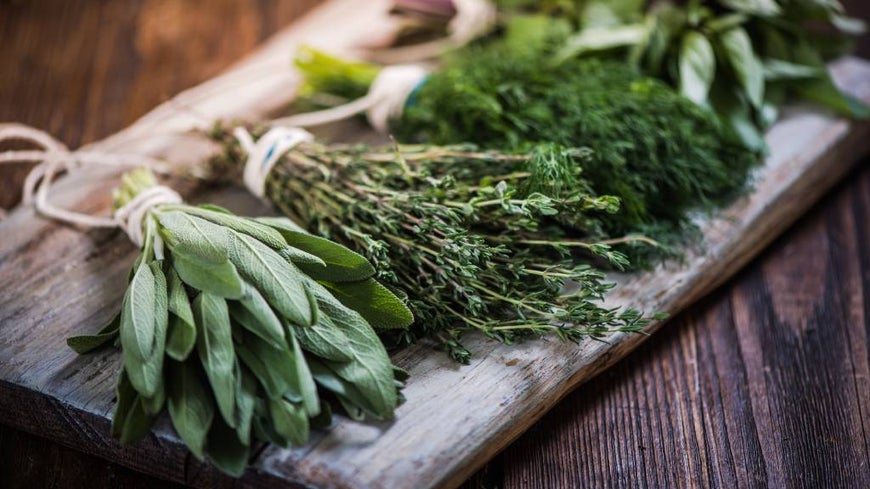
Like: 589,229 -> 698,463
272,64 -> 429,132
232,126 -> 314,198
0,123 -> 179,246
371,0 -> 498,64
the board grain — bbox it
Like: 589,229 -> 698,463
1,1 -> 869,489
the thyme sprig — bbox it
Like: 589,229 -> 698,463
212,130 -> 659,362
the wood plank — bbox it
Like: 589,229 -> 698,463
490,163 -> 870,488
1,2 -> 869,489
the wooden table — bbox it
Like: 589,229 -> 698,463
1,2 -> 868,488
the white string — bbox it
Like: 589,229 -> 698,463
233,126 -> 313,198
114,185 -> 182,247
272,64 -> 429,133
371,0 -> 498,64
0,123 -> 176,242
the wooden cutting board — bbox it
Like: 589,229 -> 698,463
1,1 -> 869,488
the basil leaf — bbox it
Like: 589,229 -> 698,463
321,278 -> 413,330
166,267 -> 196,360
167,359 -> 214,460
67,312 -> 120,354
205,415 -> 250,477
228,232 -> 314,326
762,59 -> 821,81
719,0 -> 780,17
194,292 -> 237,428
170,244 -> 245,299
268,398 -> 308,447
229,284 -> 286,349
679,31 -> 715,105
718,27 -> 764,109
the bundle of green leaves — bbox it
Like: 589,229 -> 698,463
295,47 -> 758,252
502,0 -> 870,149
210,132 -> 659,362
68,169 -> 412,476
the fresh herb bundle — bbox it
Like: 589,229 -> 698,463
296,50 -> 758,251
210,131 -> 659,362
68,169 -> 412,476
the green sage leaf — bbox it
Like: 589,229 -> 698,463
234,363 -> 256,445
167,359 -> 214,460
268,398 -> 309,447
170,244 -> 244,299
205,416 -> 249,477
67,312 -> 120,354
229,284 -> 286,349
267,226 -> 376,283
321,278 -> 413,330
228,232 -> 314,326
194,292 -> 237,428
235,333 -> 298,400
165,267 -> 196,360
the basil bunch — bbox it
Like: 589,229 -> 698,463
68,169 -> 412,476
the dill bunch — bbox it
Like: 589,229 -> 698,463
210,131 -> 657,362
395,52 -> 759,246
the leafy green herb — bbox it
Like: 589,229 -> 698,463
67,168 -> 413,476
211,131 -> 659,362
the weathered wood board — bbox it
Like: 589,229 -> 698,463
1,1 -> 869,488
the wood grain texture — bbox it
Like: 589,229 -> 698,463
1,1 -> 869,489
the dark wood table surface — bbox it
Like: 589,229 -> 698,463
1,1 -> 868,488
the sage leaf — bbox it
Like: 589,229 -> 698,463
305,279 -> 397,418
194,292 -> 237,428
67,312 -> 120,354
288,331 -> 319,417
121,261 -> 168,398
157,211 -> 229,261
321,278 -> 413,330
167,359 -> 214,460
171,244 -> 244,299
119,397 -> 155,445
111,369 -> 136,439
205,416 -> 250,478
180,206 -> 288,252
235,333 -> 297,400
166,267 -> 196,360
268,398 -> 309,447
267,226 -> 376,283
234,363 -> 256,445
679,31 -> 715,105
718,27 -> 764,108
228,232 -> 313,326
292,316 -> 354,362
229,284 -> 286,349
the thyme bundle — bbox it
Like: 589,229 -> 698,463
210,132 -> 659,362
68,169 -> 412,475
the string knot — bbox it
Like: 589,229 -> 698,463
233,126 -> 313,198
113,185 -> 182,247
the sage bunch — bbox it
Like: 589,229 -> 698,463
68,169 -> 412,476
